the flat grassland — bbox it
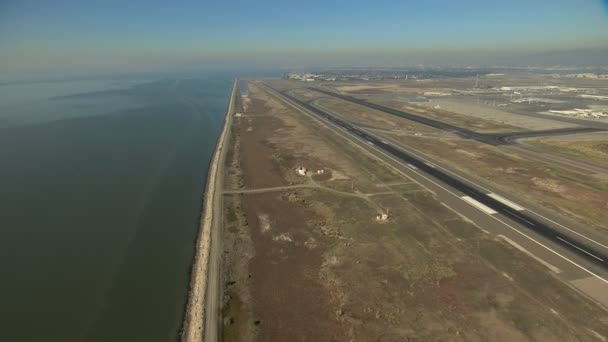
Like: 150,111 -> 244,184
220,82 -> 608,341
527,133 -> 608,164
367,97 -> 523,133
394,134 -> 608,231
311,96 -> 440,134
290,87 -> 608,232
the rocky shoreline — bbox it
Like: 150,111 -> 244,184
181,79 -> 237,342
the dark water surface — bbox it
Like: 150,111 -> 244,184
0,77 -> 231,341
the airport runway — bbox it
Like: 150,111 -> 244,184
308,99 -> 608,242
309,87 -> 606,145
261,83 -> 608,299
490,127 -> 608,144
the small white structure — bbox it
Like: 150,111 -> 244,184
316,169 -> 325,175
376,210 -> 390,222
296,166 -> 308,176
235,113 -> 243,117
376,213 -> 389,221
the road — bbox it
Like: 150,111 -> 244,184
306,88 -> 608,175
260,82 -> 608,307
310,96 -> 608,176
310,98 -> 608,245
204,80 -> 239,342
277,87 -> 608,268
181,79 -> 237,342
309,87 -> 607,145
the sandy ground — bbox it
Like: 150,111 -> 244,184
219,81 -> 608,341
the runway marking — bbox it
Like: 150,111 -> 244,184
266,84 -> 608,286
441,202 -> 490,234
529,211 -> 608,250
487,193 -> 525,211
510,212 -> 536,226
498,235 -> 561,274
367,130 -> 608,251
363,145 -> 608,284
424,162 -> 436,168
461,196 -> 498,215
406,163 -> 418,170
556,237 -> 604,262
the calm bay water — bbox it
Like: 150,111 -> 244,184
0,77 -> 232,341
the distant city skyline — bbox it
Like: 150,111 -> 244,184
1,0 -> 608,79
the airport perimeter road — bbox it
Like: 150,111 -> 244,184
204,80 -> 237,342
261,82 -> 608,306
309,87 -> 606,145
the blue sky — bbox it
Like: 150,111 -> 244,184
1,0 -> 607,78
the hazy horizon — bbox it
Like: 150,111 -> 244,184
1,0 -> 608,80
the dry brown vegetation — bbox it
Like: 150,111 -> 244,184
370,98 -> 523,133
287,86 -> 608,232
314,97 -> 440,134
383,133 -> 608,232
220,82 -> 608,341
528,134 -> 608,164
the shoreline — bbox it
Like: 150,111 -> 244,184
181,79 -> 237,342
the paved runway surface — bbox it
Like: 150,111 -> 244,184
273,86 -> 608,272
309,87 -> 606,145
